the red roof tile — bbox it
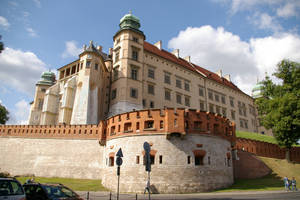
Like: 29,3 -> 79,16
144,41 -> 243,94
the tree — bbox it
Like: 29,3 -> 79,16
0,35 -> 3,53
0,103 -> 9,124
256,60 -> 300,161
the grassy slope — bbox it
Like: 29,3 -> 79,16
16,177 -> 108,191
216,156 -> 300,192
236,131 -> 278,144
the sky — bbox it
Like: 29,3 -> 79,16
0,0 -> 300,124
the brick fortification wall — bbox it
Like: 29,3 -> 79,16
236,138 -> 300,163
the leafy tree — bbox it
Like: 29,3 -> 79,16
0,35 -> 3,53
0,103 -> 9,124
256,60 -> 300,161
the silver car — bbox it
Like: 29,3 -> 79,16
0,178 -> 25,200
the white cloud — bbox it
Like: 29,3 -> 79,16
168,26 -> 300,95
26,27 -> 38,37
62,40 -> 82,58
250,12 -> 282,32
33,0 -> 41,8
7,99 -> 30,125
0,47 -> 47,96
0,16 -> 10,30
276,2 -> 299,18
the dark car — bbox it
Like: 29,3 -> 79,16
0,178 -> 26,200
23,182 -> 83,200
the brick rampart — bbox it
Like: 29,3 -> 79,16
236,138 -> 300,162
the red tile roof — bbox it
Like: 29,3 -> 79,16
143,41 -> 243,94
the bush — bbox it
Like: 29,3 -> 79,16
0,171 -> 10,178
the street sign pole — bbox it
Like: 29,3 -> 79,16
117,166 -> 120,200
116,148 -> 123,200
143,142 -> 151,200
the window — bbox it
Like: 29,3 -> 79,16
176,94 -> 182,104
142,99 -> 146,107
148,84 -> 155,95
86,61 -> 91,68
208,91 -> 213,100
240,119 -> 244,128
41,88 -> 46,92
176,79 -> 182,88
216,106 -> 220,114
150,101 -> 154,108
95,63 -> 98,70
111,89 -> 117,100
133,37 -> 138,42
231,110 -> 235,120
221,95 -> 226,104
136,122 -> 140,130
145,120 -> 154,129
115,51 -> 120,62
159,155 -> 163,164
132,48 -> 138,61
208,156 -> 211,165
165,90 -> 171,101
164,73 -> 171,84
136,156 -> 140,164
38,99 -> 43,110
222,108 -> 227,117
195,155 -> 204,165
209,104 -> 214,112
113,67 -> 118,81
160,120 -> 164,129
185,96 -> 190,107
187,156 -> 191,164
245,120 -> 248,129
131,68 -> 138,80
199,87 -> 204,97
174,119 -> 177,127
130,88 -> 138,98
200,100 -> 205,111
184,81 -> 190,91
230,97 -> 234,107
215,94 -> 220,102
109,156 -> 114,166
148,68 -> 155,79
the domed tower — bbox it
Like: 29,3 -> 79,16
28,71 -> 56,125
252,82 -> 263,99
109,12 -> 146,116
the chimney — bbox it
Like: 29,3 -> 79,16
172,49 -> 179,58
154,40 -> 162,50
97,45 -> 102,52
184,56 -> 191,62
216,69 -> 222,77
224,74 -> 231,82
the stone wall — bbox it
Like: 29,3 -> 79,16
102,134 -> 233,193
0,137 -> 104,179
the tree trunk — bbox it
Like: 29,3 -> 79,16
285,149 -> 291,162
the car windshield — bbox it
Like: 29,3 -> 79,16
0,180 -> 24,196
43,185 -> 77,198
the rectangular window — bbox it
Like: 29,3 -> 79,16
221,95 -> 226,104
230,97 -> 234,107
222,108 -> 227,117
187,156 -> 191,164
131,68 -> 138,80
164,73 -> 171,84
215,94 -> 220,102
112,89 -> 117,100
109,157 -> 114,167
148,84 -> 155,95
176,94 -> 182,104
176,79 -> 182,89
142,99 -> 146,107
159,155 -> 163,164
185,96 -> 190,107
38,99 -> 44,110
208,91 -> 213,100
130,88 -> 138,98
200,100 -> 205,111
150,101 -> 154,108
113,67 -> 118,81
245,120 -> 248,129
148,68 -> 155,79
195,155 -> 204,165
240,119 -> 244,128
86,61 -> 91,68
208,156 -> 211,165
133,37 -> 138,43
165,90 -> 171,101
216,106 -> 220,114
132,49 -> 138,61
95,63 -> 98,70
231,110 -> 235,120
209,104 -> 214,112
184,81 -> 190,91
136,156 -> 140,164
199,87 -> 204,97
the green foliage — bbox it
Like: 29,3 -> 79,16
236,131 -> 278,144
0,103 -> 9,124
256,60 -> 300,150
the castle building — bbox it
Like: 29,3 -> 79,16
28,12 -> 258,133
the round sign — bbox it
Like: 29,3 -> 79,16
116,156 -> 123,166
143,142 -> 150,153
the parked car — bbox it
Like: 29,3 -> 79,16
0,178 -> 26,200
23,182 -> 83,200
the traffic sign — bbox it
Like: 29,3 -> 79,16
143,142 -> 150,153
116,148 -> 123,157
116,156 -> 123,166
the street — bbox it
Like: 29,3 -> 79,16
77,190 -> 300,200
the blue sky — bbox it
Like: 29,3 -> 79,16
0,0 -> 300,124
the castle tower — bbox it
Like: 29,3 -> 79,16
109,12 -> 146,116
28,71 -> 56,125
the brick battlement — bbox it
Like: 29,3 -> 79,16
0,108 -> 236,144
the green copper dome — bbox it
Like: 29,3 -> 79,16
37,71 -> 56,86
119,12 -> 141,31
252,82 -> 264,99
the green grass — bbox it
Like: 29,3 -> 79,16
16,177 -> 108,191
215,156 -> 300,192
236,131 -> 278,144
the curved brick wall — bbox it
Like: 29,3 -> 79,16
102,134 -> 234,193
